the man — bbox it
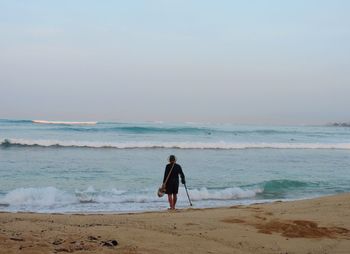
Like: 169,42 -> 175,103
162,155 -> 186,210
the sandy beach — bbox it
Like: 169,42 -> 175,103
0,193 -> 349,254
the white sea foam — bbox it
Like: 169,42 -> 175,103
75,186 -> 128,203
186,187 -> 262,201
2,138 -> 350,150
0,187 -> 131,207
1,187 -> 77,206
0,186 -> 261,209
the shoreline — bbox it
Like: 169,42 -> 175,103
0,193 -> 349,253
0,195 -> 322,215
0,193 -> 330,215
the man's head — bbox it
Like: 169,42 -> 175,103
169,155 -> 176,163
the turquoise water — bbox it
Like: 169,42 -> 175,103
1,119 -> 350,213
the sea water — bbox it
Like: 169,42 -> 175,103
1,119 -> 350,213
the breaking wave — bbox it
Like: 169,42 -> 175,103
262,179 -> 311,192
32,120 -> 97,125
0,186 -> 260,209
188,187 -> 261,201
2,138 -> 350,150
0,181 -> 326,213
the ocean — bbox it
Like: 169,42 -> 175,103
1,119 -> 350,213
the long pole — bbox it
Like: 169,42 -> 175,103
184,183 -> 193,206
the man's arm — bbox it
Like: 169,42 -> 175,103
179,165 -> 186,184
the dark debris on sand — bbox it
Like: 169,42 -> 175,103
53,236 -> 119,253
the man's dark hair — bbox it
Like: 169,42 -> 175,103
169,155 -> 176,162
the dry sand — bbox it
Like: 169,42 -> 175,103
0,193 -> 349,254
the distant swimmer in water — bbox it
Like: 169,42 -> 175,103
162,155 -> 186,210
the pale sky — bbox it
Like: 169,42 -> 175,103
1,0 -> 349,124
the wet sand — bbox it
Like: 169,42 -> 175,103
0,193 -> 349,254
